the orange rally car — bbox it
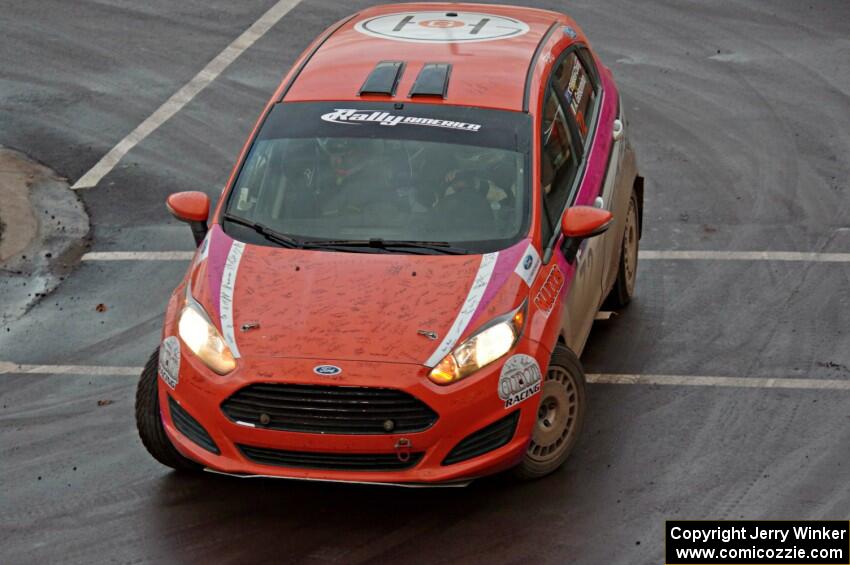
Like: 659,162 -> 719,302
136,3 -> 643,485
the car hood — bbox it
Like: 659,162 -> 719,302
188,225 -> 538,366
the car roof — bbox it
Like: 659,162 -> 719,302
283,3 -> 574,112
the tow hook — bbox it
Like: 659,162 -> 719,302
394,438 -> 412,462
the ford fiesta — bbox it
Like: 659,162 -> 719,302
136,3 -> 643,485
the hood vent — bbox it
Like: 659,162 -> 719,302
409,63 -> 452,98
359,60 -> 405,96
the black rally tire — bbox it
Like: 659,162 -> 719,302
135,348 -> 202,472
514,344 -> 587,480
603,189 -> 640,310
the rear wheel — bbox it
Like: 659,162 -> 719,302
603,190 -> 640,309
135,348 -> 202,472
514,344 -> 586,480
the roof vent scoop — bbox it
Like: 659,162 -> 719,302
359,61 -> 405,96
408,63 -> 452,98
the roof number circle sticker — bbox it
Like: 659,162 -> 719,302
355,12 -> 530,43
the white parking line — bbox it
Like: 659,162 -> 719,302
71,0 -> 303,190
80,250 -> 850,262
586,373 -> 850,390
640,250 -> 850,262
83,251 -> 194,261
2,362 -> 848,390
0,362 -> 141,376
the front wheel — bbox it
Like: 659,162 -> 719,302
514,344 -> 587,480
603,189 -> 640,309
135,348 -> 202,472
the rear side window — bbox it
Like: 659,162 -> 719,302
551,52 -> 598,144
539,87 -> 578,243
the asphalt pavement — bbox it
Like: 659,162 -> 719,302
1,1 -> 848,563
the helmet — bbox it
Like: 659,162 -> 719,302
318,137 -> 366,178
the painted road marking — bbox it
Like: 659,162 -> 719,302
71,0 -> 302,190
2,362 -> 848,391
0,362 -> 140,376
83,251 -> 195,261
586,373 -> 850,390
640,250 -> 850,262
81,250 -> 850,262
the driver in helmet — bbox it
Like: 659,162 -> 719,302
317,138 -> 389,216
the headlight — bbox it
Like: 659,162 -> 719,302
428,301 -> 527,385
178,302 -> 236,375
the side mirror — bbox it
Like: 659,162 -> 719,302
166,191 -> 210,246
560,205 -> 613,263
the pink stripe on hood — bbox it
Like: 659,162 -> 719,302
469,239 -> 529,326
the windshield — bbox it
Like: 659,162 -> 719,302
223,102 -> 532,253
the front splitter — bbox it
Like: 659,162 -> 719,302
204,468 -> 473,488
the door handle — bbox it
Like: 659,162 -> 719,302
612,118 -> 624,141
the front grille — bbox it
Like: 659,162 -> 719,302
442,411 -> 520,466
221,383 -> 438,435
168,395 -> 220,454
238,444 -> 423,471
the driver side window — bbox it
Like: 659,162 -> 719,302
539,87 -> 578,244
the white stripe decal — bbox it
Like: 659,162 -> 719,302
219,241 -> 245,358
425,252 -> 498,367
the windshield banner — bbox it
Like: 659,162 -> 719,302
321,109 -> 481,132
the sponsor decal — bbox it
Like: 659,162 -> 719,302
534,265 -> 565,317
219,241 -> 245,358
320,109 -> 481,132
498,354 -> 542,408
425,252 -> 499,367
514,242 -> 541,287
196,232 -> 210,264
159,336 -> 180,389
354,11 -> 530,43
313,364 -> 342,376
566,61 -> 588,115
563,26 -> 578,39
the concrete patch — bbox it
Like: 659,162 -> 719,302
0,152 -> 40,261
0,147 -> 89,325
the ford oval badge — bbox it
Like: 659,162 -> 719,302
313,365 -> 342,376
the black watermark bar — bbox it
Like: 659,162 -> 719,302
666,521 -> 849,564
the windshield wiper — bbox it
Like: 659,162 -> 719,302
223,213 -> 302,249
301,239 -> 470,255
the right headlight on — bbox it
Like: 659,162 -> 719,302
428,301 -> 527,385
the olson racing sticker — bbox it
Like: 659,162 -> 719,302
321,109 -> 481,132
498,354 -> 542,409
355,12 -> 530,44
159,336 -> 180,389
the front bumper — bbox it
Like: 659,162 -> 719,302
158,340 -> 551,484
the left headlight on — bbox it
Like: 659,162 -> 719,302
428,301 -> 527,385
178,302 -> 236,375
